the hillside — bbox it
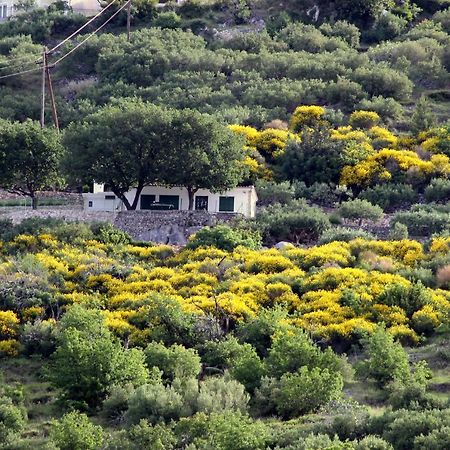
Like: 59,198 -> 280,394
0,0 -> 450,449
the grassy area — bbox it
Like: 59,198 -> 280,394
0,198 -> 73,208
1,357 -> 60,448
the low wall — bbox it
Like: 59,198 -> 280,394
114,210 -> 237,244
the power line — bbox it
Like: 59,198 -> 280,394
47,0 -> 117,55
0,66 -> 41,80
50,0 -> 131,67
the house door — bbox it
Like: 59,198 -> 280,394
140,195 -> 156,210
195,196 -> 208,211
159,195 -> 179,210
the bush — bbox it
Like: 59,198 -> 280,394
0,396 -> 26,445
337,199 -> 384,224
356,326 -> 410,388
393,207 -> 450,236
389,222 -> 409,240
50,411 -> 104,450
294,182 -> 351,207
20,319 -> 57,357
257,200 -> 330,244
425,178 -> 450,203
144,341 -> 201,382
358,96 -> 403,121
187,225 -> 261,251
153,11 -> 181,29
272,366 -> 343,418
369,12 -> 408,41
202,336 -> 265,392
289,105 -> 326,132
319,227 -> 376,244
358,184 -> 418,212
99,223 -> 131,245
255,180 -> 294,206
349,110 -> 381,129
355,435 -> 394,450
126,381 -> 186,425
197,375 -> 249,414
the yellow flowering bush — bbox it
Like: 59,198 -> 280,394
349,110 -> 380,129
0,339 -> 20,357
289,105 -> 326,132
0,310 -> 20,339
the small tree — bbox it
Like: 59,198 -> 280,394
50,411 -> 104,450
50,306 -> 149,408
338,199 -> 384,225
0,119 -> 63,209
411,96 -> 437,134
357,326 -> 411,388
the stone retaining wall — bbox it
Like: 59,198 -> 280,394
114,210 -> 237,245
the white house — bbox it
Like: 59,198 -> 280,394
83,184 -> 258,218
0,0 -> 100,20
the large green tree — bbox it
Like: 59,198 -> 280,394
162,109 -> 246,210
63,101 -> 246,210
0,119 -> 64,209
63,101 -> 172,210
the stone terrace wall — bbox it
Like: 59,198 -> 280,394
114,210 -> 237,245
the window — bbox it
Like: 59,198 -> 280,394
0,5 -> 7,18
159,195 -> 179,210
105,195 -> 115,200
140,194 -> 156,210
88,201 -> 93,208
219,196 -> 234,212
195,196 -> 208,211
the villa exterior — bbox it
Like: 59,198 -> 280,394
83,184 -> 258,218
0,0 -> 100,19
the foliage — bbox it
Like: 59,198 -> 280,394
257,200 -> 331,244
188,225 -> 261,251
337,199 -> 384,223
357,326 -> 411,388
49,306 -> 150,408
50,411 -> 104,450
0,119 -> 64,208
358,184 -> 418,212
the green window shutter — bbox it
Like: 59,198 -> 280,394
219,196 -> 234,212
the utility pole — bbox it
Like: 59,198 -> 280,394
44,51 -> 60,132
40,47 -> 46,128
127,0 -> 131,42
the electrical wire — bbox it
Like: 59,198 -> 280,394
46,0 -> 117,55
0,66 -> 41,80
50,0 -> 131,67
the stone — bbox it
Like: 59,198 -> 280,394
274,241 -> 294,250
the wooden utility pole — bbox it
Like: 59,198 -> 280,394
44,51 -> 59,132
40,47 -> 46,128
126,0 -> 131,42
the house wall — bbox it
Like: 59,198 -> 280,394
84,185 -> 258,218
0,0 -> 100,20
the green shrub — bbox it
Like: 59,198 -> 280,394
389,222 -> 409,240
370,12 -> 408,41
257,200 -> 330,244
425,178 -> 450,203
319,227 -> 376,244
144,341 -> 201,382
50,411 -> 104,450
355,435 -> 394,450
255,180 -> 294,206
99,223 -> 131,245
295,182 -> 352,207
0,396 -> 26,445
358,184 -> 418,212
393,207 -> 450,236
358,96 -> 403,121
153,11 -> 181,29
187,225 -> 261,251
197,375 -> 249,414
273,366 -> 343,418
202,336 -> 265,392
356,326 -> 410,388
126,381 -> 186,425
337,199 -> 384,224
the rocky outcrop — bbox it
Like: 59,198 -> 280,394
114,210 -> 237,244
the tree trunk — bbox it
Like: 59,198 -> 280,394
31,195 -> 38,210
131,183 -> 145,210
187,186 -> 198,210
